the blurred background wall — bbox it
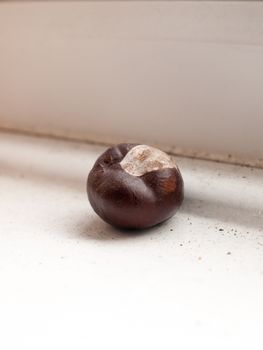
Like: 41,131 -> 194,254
0,1 -> 262,166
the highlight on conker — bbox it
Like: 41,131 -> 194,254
87,143 -> 184,229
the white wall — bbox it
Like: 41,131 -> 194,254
0,1 -> 262,166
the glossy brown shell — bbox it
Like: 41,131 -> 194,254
87,143 -> 184,229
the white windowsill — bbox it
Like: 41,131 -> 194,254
1,131 -> 263,349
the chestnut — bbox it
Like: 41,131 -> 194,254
87,144 -> 184,229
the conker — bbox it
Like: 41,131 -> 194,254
87,144 -> 184,229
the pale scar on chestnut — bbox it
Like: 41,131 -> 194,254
120,145 -> 178,177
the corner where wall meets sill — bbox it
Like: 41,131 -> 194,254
0,126 -> 262,170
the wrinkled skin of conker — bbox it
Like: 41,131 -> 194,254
87,144 -> 184,229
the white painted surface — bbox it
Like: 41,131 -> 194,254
0,131 -> 263,350
0,1 -> 263,165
